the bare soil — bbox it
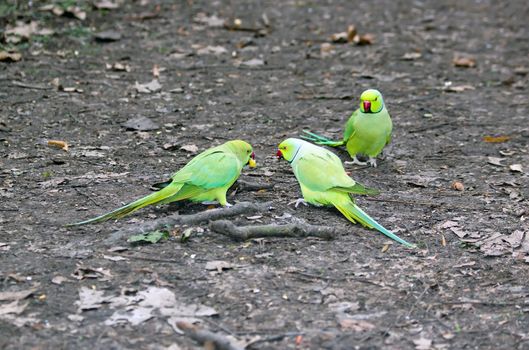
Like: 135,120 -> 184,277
1,0 -> 528,349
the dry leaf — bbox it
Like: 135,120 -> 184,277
0,51 -> 22,62
47,140 -> 69,151
241,58 -> 265,67
93,0 -> 120,10
106,62 -> 131,72
330,25 -> 356,44
441,234 -> 446,247
66,6 -> 87,20
94,30 -> 122,42
483,135 -> 511,143
205,260 -> 233,272
453,57 -> 476,68
0,301 -> 28,316
402,52 -> 422,60
451,181 -> 464,191
51,276 -> 67,285
443,84 -> 475,92
76,287 -> 110,311
195,45 -> 227,56
509,164 -> 523,173
103,255 -> 128,262
123,116 -> 159,131
72,266 -> 112,281
0,286 -> 39,301
413,337 -> 432,350
193,13 -> 225,27
180,144 -> 199,153
152,64 -> 160,78
354,33 -> 374,45
339,318 -> 375,332
60,86 -> 84,93
134,79 -> 161,93
487,157 -> 504,166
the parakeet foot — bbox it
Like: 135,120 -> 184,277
368,158 -> 377,167
344,156 -> 367,166
224,202 -> 233,207
289,198 -> 309,208
201,201 -> 219,205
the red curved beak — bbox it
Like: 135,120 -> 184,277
250,151 -> 255,160
276,149 -> 283,158
363,100 -> 371,112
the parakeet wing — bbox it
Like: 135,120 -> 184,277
343,110 -> 358,141
294,150 -> 377,195
173,151 -> 241,189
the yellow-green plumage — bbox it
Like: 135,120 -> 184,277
69,140 -> 255,226
302,89 -> 392,167
277,138 -> 415,248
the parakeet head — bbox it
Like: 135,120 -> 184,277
226,140 -> 256,168
277,138 -> 305,162
359,89 -> 384,113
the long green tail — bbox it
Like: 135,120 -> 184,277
67,183 -> 183,226
301,130 -> 345,147
333,200 -> 416,248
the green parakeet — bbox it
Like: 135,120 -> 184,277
302,89 -> 392,167
277,138 -> 415,248
69,140 -> 256,226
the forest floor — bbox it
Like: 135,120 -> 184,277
1,0 -> 528,349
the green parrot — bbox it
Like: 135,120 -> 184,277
302,89 -> 392,167
277,138 -> 415,248
69,140 -> 256,226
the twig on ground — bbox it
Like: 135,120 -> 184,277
288,269 -> 395,289
296,93 -> 355,100
10,81 -> 52,90
111,253 -> 180,264
177,321 -> 244,350
105,201 -> 273,244
209,219 -> 338,241
233,179 -> 275,193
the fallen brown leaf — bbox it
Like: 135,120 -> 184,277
47,140 -> 69,151
152,64 -> 160,78
354,33 -> 374,45
483,135 -> 511,143
402,52 -> 422,60
180,144 -> 199,153
509,164 -> 523,173
93,0 -> 120,10
0,51 -> 22,62
451,181 -> 464,191
339,318 -> 375,332
453,56 -> 476,68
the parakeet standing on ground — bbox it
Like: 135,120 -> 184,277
69,140 -> 256,226
277,138 -> 415,248
302,89 -> 392,167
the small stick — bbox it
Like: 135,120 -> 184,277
105,201 -> 273,244
177,321 -> 244,350
233,179 -> 275,192
209,219 -> 338,241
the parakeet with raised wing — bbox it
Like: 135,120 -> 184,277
277,138 -> 415,248
302,89 -> 392,167
69,140 -> 256,226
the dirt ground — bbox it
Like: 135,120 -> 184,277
1,0 -> 529,349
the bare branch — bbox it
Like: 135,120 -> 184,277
209,219 -> 338,241
177,321 -> 244,350
105,201 -> 273,244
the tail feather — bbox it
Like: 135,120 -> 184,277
67,184 -> 183,226
301,130 -> 345,147
333,200 -> 416,248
